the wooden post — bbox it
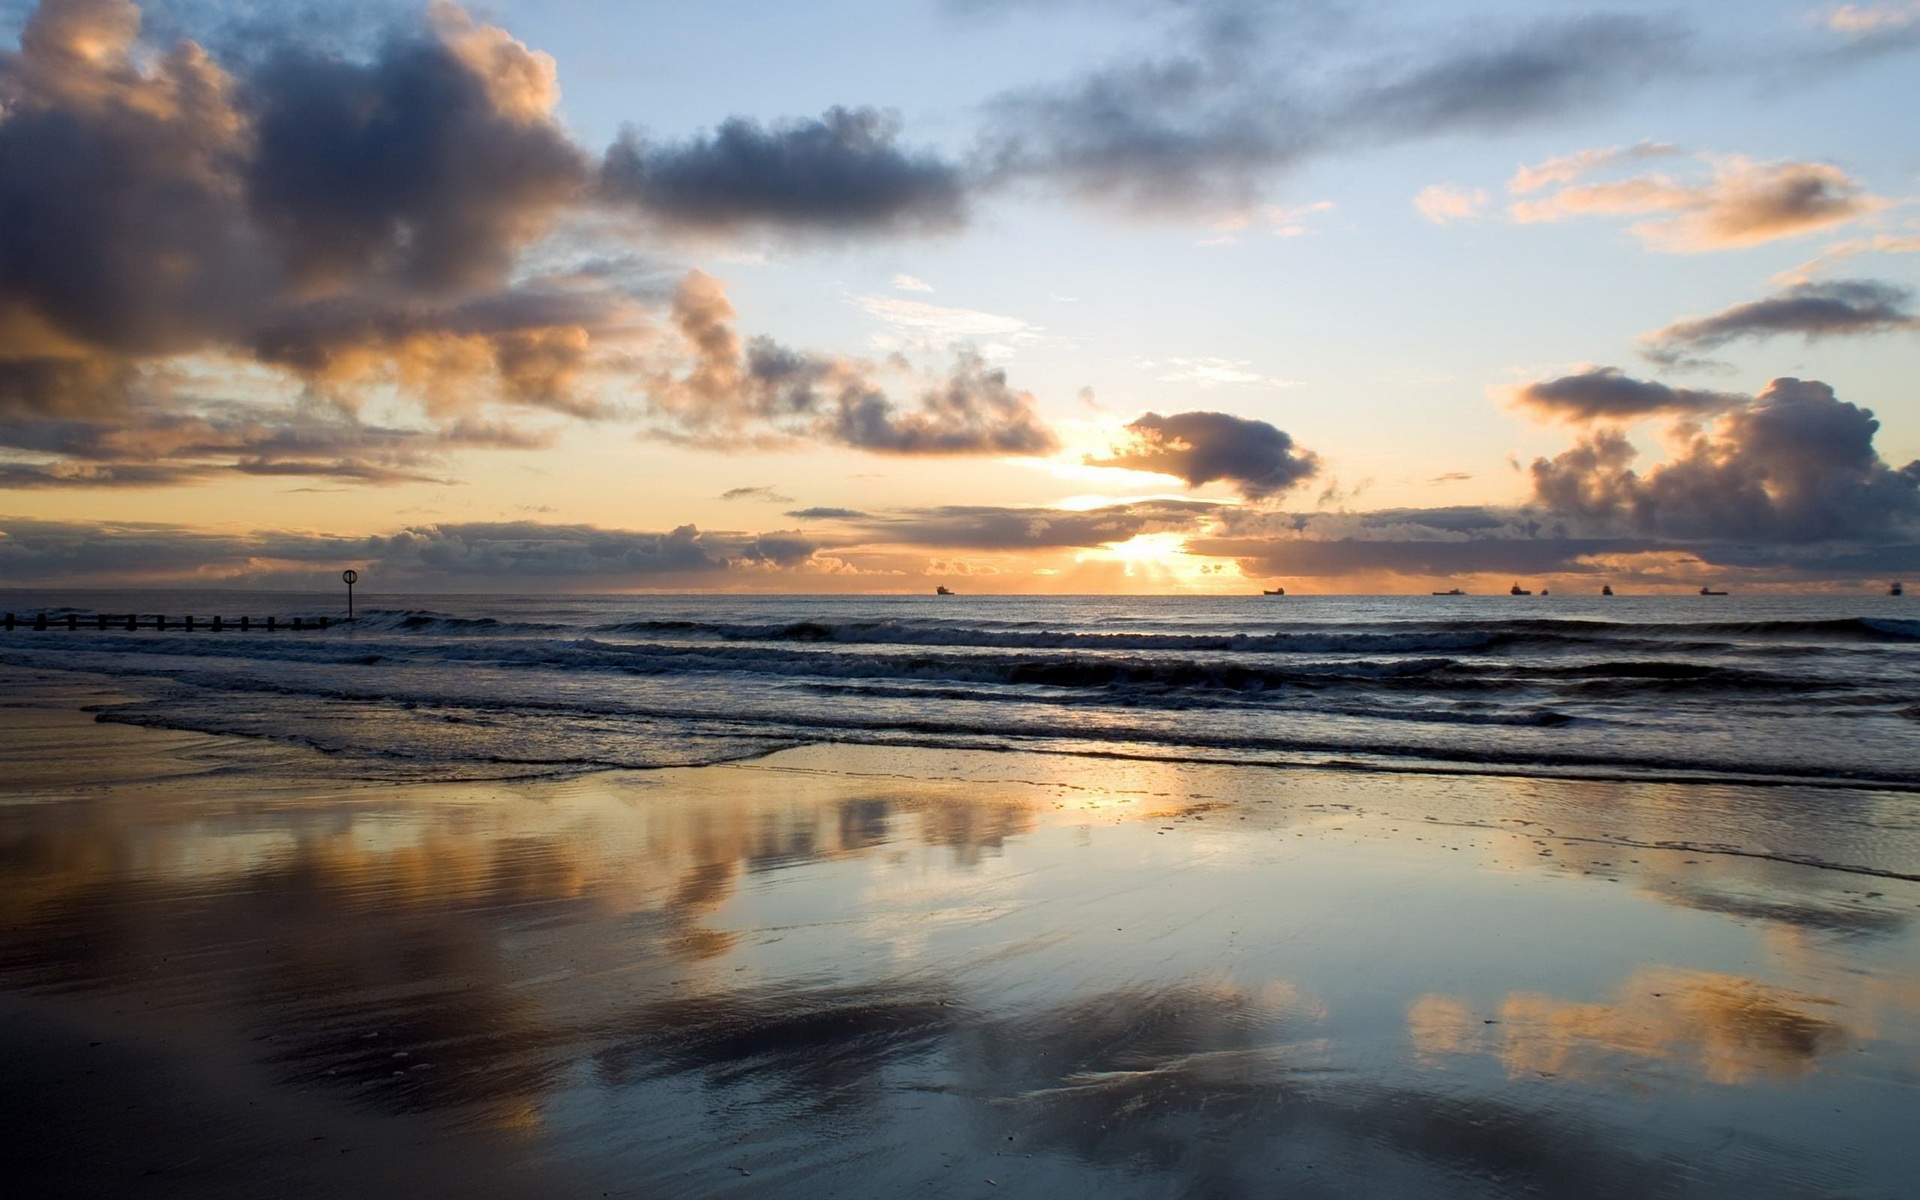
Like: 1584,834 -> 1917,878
125,614 -> 136,631
155,615 -> 165,631
34,613 -> 47,631
185,615 -> 195,632
3,613 -> 13,631
318,616 -> 330,630
212,615 -> 223,632
267,616 -> 276,631
67,614 -> 78,631
96,614 -> 108,630
292,617 -> 304,631
240,616 -> 250,632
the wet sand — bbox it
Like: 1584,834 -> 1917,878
2,678 -> 1918,1198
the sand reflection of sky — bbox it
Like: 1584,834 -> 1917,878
2,722 -> 1918,1197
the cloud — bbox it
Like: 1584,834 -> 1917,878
720,485 -> 792,502
1820,2 -> 1920,34
1181,378 -> 1920,581
1774,231 -> 1920,284
1090,410 -> 1319,499
1529,377 -> 1920,543
0,515 -> 822,585
784,506 -> 868,520
852,294 -> 1042,345
1508,156 -> 1884,252
975,14 -> 1686,214
245,3 -> 589,295
1510,368 -> 1745,423
1191,529 -> 1631,580
1414,185 -> 1489,224
646,271 -> 1059,456
843,499 -> 1222,550
892,274 -> 935,293
0,0 -> 628,423
0,395 -> 552,490
1143,357 -> 1298,389
1506,141 -> 1683,194
598,107 -> 968,237
1642,279 -> 1918,364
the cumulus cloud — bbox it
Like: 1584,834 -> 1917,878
645,271 -> 1058,456
0,0 -> 1041,474
1529,377 -> 1920,543
0,0 -> 621,421
599,107 -> 968,236
975,14 -> 1685,213
1642,279 -> 1918,365
1508,155 -> 1883,252
1177,378 -> 1920,582
0,515 -> 820,586
1090,410 -> 1319,499
1510,368 -> 1745,423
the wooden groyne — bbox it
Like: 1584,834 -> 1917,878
4,612 -> 337,633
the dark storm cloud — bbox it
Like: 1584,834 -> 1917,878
0,516 -> 820,584
1512,368 -> 1745,422
845,499 -> 1221,549
1644,280 -> 1918,365
1091,410 -> 1318,498
650,272 -> 1058,456
1529,378 -> 1920,543
600,108 -> 969,236
977,14 -> 1685,211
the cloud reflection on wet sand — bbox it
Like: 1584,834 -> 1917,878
1,706 -> 1917,1197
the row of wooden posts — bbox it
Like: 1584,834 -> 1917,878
3,613 -> 335,632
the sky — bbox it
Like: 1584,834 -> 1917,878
1,0 -> 1917,593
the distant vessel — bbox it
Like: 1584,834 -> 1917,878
935,586 -> 953,596
1432,588 -> 1465,596
1540,589 -> 1550,597
1699,586 -> 1728,596
1893,581 -> 1906,596
1509,583 -> 1532,596
1262,587 -> 1286,596
1601,584 -> 1614,596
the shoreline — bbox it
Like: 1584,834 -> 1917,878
3,677 -> 1918,1197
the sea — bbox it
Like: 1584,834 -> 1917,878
3,591 -> 1918,789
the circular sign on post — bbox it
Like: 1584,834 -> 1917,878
342,569 -> 359,584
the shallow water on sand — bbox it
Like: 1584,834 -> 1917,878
2,695 -> 1916,1199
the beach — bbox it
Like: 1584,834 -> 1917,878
3,664 -> 1917,1198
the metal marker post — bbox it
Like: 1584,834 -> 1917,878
343,569 -> 359,621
